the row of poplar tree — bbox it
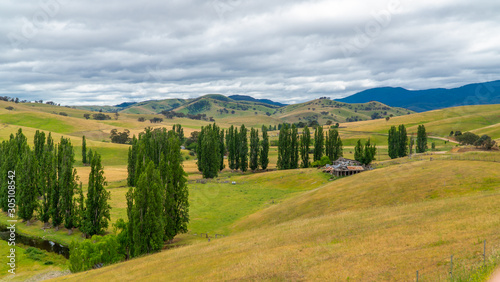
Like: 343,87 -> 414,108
125,127 -> 189,258
388,124 -> 428,159
195,124 -> 270,178
278,124 -> 345,169
195,123 -> 350,179
70,126 -> 190,272
0,129 -> 110,236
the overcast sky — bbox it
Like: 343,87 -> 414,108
1,0 -> 499,105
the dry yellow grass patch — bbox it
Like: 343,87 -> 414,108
76,166 -> 128,185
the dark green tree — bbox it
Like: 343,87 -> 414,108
397,124 -> 408,158
50,143 -> 63,228
416,125 -> 427,153
239,125 -> 248,172
354,140 -> 364,163
130,161 -> 165,256
277,123 -> 290,169
226,126 -> 236,170
325,129 -> 342,162
82,152 -> 111,236
354,139 -> 377,165
313,126 -> 324,161
198,124 -> 221,178
234,127 -> 240,170
300,126 -> 311,168
58,137 -> 79,230
290,124 -> 299,169
39,133 -> 55,225
363,139 -> 377,165
17,146 -> 38,222
217,125 -> 225,171
260,125 -> 269,170
127,136 -> 138,186
249,127 -> 260,171
159,131 -> 189,241
82,135 -> 87,164
388,126 -> 398,159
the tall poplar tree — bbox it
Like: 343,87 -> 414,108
226,126 -> 236,170
234,127 -> 240,170
82,135 -> 87,164
313,126 -> 324,161
397,124 -> 408,158
416,125 -> 427,153
300,126 -> 311,168
82,152 -> 111,236
290,124 -> 299,169
58,137 -> 79,230
130,161 -> 165,256
217,125 -> 225,171
388,126 -> 398,159
354,139 -> 364,164
17,146 -> 38,222
199,124 -> 221,178
277,123 -> 290,169
239,125 -> 248,172
325,129 -> 342,162
127,136 -> 138,186
260,125 -> 269,170
249,127 -> 260,171
50,143 -> 63,228
39,133 -> 55,225
161,131 -> 189,241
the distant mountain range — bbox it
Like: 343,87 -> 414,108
228,95 -> 287,107
76,94 -> 412,124
337,80 -> 500,112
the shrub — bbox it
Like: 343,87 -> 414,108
5,106 -> 14,110
69,235 -> 124,273
25,247 -> 45,261
59,112 -> 68,116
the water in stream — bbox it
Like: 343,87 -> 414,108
0,227 -> 70,259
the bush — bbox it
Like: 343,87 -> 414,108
5,106 -> 14,110
69,235 -> 124,273
456,132 -> 479,145
311,156 -> 331,167
138,117 -> 145,122
25,247 -> 46,261
93,113 -> 111,120
59,112 -> 68,116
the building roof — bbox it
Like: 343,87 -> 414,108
347,166 -> 364,171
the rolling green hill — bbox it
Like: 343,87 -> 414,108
73,94 -> 413,127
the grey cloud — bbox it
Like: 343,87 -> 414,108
0,0 -> 499,105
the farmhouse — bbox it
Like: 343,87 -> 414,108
323,157 -> 365,177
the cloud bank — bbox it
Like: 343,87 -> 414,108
1,0 -> 499,105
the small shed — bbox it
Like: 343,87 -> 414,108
323,158 -> 366,177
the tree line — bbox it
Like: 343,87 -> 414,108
194,123 -> 379,178
195,124 -> 270,178
0,129 -> 110,236
388,124 -> 428,159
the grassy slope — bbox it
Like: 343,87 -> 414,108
55,159 -> 500,281
0,241 -> 67,281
